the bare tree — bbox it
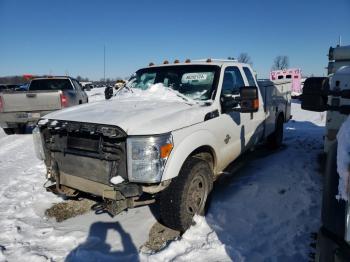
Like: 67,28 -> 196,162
237,53 -> 252,65
76,76 -> 90,81
272,55 -> 289,70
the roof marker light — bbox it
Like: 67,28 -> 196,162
206,58 -> 212,63
149,62 -> 155,66
163,60 -> 169,64
185,59 -> 191,63
174,59 -> 179,63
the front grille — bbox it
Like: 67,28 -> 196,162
40,120 -> 127,185
67,135 -> 100,152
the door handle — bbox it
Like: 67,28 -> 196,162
26,93 -> 37,98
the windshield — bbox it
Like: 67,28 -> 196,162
127,65 -> 220,101
29,79 -> 73,91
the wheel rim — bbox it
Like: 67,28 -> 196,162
185,174 -> 208,216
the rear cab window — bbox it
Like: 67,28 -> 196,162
242,67 -> 257,86
29,79 -> 73,91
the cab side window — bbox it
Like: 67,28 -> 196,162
243,67 -> 257,86
221,66 -> 244,95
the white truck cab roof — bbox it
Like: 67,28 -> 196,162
145,59 -> 250,69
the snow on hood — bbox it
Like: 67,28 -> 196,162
336,115 -> 350,201
115,83 -> 199,103
44,83 -> 214,135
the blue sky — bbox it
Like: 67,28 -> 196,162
0,0 -> 349,80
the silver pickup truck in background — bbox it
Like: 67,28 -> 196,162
0,77 -> 89,134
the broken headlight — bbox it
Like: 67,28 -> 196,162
127,133 -> 173,183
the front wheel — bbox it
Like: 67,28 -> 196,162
159,157 -> 213,232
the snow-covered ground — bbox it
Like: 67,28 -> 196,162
0,100 -> 325,261
84,87 -> 107,103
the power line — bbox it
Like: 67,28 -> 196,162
103,45 -> 106,83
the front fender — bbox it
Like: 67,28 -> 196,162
161,129 -> 219,181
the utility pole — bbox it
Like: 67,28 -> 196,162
104,45 -> 106,83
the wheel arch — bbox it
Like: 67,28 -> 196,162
161,130 -> 218,181
189,145 -> 216,172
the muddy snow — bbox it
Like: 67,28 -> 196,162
0,100 -> 326,261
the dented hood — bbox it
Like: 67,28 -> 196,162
43,97 -> 214,135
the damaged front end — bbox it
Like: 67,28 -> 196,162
34,119 -> 157,216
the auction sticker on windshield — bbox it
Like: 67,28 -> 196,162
182,73 -> 208,82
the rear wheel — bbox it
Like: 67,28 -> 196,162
159,157 -> 213,232
267,115 -> 284,149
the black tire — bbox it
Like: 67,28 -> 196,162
267,114 -> 284,149
3,128 -> 15,135
159,157 -> 213,232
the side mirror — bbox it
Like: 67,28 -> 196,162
239,86 -> 259,113
301,77 -> 329,112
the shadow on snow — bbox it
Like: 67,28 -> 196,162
66,221 -> 139,262
206,120 -> 324,261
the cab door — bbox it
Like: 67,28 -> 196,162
211,66 -> 251,170
241,66 -> 265,146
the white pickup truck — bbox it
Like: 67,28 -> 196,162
33,60 -> 291,232
0,76 -> 88,134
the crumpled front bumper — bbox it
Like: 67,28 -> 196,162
46,172 -> 146,216
58,171 -> 142,200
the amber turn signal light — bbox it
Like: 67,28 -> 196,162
160,143 -> 173,159
253,98 -> 259,110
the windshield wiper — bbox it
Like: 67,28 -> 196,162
119,83 -> 133,93
114,83 -> 134,97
